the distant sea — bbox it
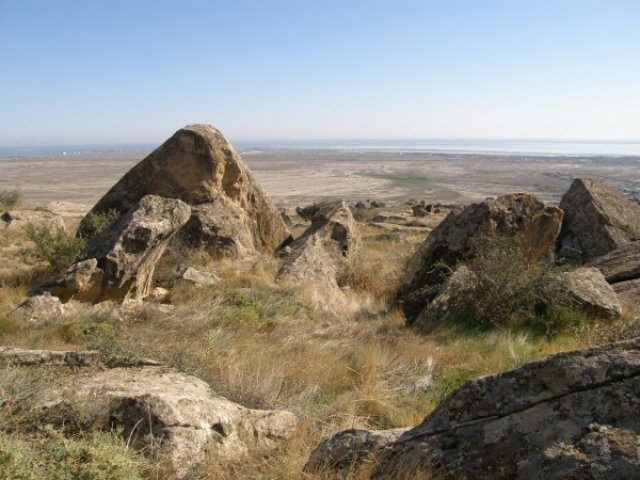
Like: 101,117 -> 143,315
1,139 -> 640,157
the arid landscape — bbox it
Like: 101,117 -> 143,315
2,148 -> 639,207
2,125 -> 640,479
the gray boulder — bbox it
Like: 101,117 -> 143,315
313,338 -> 640,479
557,178 -> 640,264
277,200 -> 360,295
397,193 -> 563,323
12,293 -> 65,323
560,267 -> 623,319
34,195 -> 190,303
78,124 -> 291,258
590,241 -> 640,284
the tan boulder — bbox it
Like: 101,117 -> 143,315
277,200 -> 361,295
397,193 -> 563,323
557,178 -> 640,264
11,293 -> 65,323
2,348 -> 297,480
78,124 -> 291,257
34,195 -> 190,303
1,209 -> 66,232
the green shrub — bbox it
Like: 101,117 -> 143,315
450,237 -> 581,332
23,225 -> 87,273
0,189 -> 21,210
22,210 -> 120,274
79,209 -> 120,241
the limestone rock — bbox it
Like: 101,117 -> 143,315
12,293 -> 64,323
305,428 -> 408,472
590,241 -> 640,284
0,346 -> 161,368
34,195 -> 190,303
1,209 -> 66,232
397,193 -> 563,323
560,267 -> 623,319
277,200 -> 361,295
29,364 -> 297,479
370,338 -> 640,479
43,201 -> 91,218
78,124 -> 290,257
179,266 -> 220,286
613,278 -> 640,307
413,266 -> 475,331
557,178 -> 640,264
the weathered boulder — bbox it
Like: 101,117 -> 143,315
560,267 -> 623,319
277,200 -> 361,295
413,266 -> 475,331
34,195 -> 190,303
0,347 -> 161,368
613,278 -> 640,307
305,428 -> 408,472
178,266 -> 220,286
2,349 -> 297,480
313,338 -> 640,479
78,124 -> 290,258
397,193 -> 563,323
557,178 -> 640,264
1,209 -> 66,232
590,241 -> 640,284
11,293 -> 65,323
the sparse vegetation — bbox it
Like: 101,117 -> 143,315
21,210 -> 120,274
443,236 -> 584,333
0,207 -> 632,479
0,189 -> 21,210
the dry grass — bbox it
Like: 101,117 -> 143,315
0,216 -> 625,479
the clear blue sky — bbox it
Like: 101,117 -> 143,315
1,0 -> 639,146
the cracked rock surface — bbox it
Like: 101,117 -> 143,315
3,349 -> 297,479
310,338 -> 640,479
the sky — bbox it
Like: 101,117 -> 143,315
1,0 -> 639,146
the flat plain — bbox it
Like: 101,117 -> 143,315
1,149 -> 639,207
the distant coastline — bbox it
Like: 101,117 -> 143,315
1,139 -> 640,158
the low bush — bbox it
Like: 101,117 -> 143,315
0,189 -> 21,210
448,237 -> 581,332
22,210 -> 120,274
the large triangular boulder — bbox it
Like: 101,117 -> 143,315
78,124 -> 291,258
310,338 -> 640,479
556,178 -> 640,264
277,200 -> 361,296
397,193 -> 563,323
33,195 -> 190,304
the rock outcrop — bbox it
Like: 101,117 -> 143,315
311,338 -> 640,479
1,209 -> 66,232
11,293 -> 65,323
560,267 -> 623,319
397,193 -> 563,323
78,124 -> 291,258
2,348 -> 297,479
277,200 -> 360,295
0,346 -> 161,368
556,178 -> 640,264
590,241 -> 640,284
34,195 -> 190,303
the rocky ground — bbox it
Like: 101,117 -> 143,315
1,124 -> 640,479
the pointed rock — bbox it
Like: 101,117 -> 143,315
277,200 -> 360,295
557,178 -> 640,264
78,124 -> 291,257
